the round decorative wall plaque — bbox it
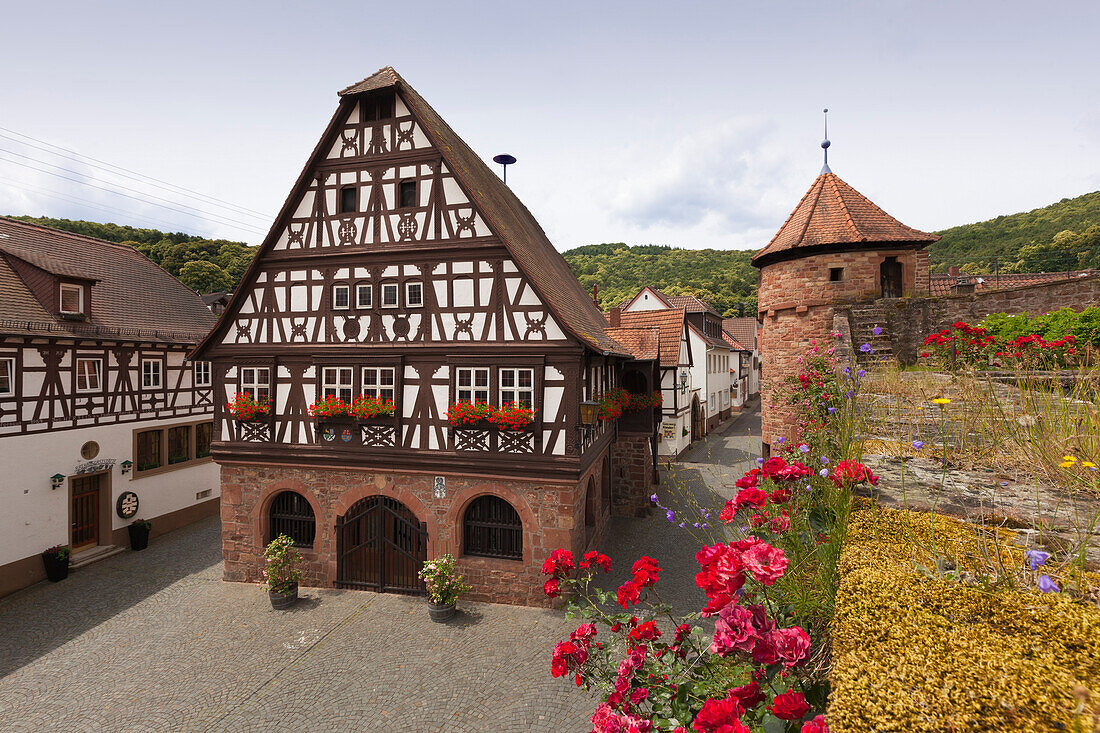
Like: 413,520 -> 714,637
116,491 -> 139,519
80,441 -> 100,460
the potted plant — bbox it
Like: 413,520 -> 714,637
447,401 -> 492,430
488,403 -> 536,431
418,554 -> 471,622
41,545 -> 70,582
227,392 -> 272,422
128,519 -> 152,551
261,534 -> 302,609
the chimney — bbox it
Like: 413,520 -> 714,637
608,307 -> 621,327
592,284 -> 599,307
948,266 -> 960,278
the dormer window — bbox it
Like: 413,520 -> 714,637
399,180 -> 417,208
59,283 -> 83,315
362,93 -> 395,121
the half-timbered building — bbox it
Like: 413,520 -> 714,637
0,217 -> 218,596
190,68 -> 652,605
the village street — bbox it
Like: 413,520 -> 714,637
0,407 -> 759,733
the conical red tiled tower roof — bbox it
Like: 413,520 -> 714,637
752,171 -> 937,266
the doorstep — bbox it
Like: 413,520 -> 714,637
70,544 -> 126,570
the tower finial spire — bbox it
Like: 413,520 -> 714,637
820,108 -> 832,174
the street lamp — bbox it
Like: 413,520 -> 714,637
679,370 -> 689,395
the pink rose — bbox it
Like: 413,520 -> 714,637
711,603 -> 757,657
741,541 -> 788,585
772,626 -> 811,667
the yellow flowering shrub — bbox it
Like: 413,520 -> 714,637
829,504 -> 1100,732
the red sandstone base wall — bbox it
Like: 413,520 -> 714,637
612,434 -> 657,518
220,454 -> 613,607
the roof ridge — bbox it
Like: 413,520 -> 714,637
0,216 -> 147,254
825,173 -> 863,240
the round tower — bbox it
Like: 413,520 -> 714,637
752,162 -> 938,454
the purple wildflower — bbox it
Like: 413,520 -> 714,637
819,469 -> 829,478
827,406 -> 836,414
1027,549 -> 1051,571
756,457 -> 765,465
872,326 -> 883,336
1037,575 -> 1059,593
799,444 -> 810,454
777,437 -> 785,444
860,343 -> 873,353
858,369 -> 866,378
650,493 -> 659,504
820,456 -> 829,464
666,509 -> 675,523
912,441 -> 924,450
693,522 -> 700,528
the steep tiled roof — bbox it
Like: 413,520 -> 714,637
615,308 -> 687,368
722,317 -> 758,350
0,217 -> 216,343
666,294 -> 721,317
753,172 -> 937,266
722,332 -> 749,351
929,270 -> 1097,297
351,67 -> 629,357
604,326 -> 660,362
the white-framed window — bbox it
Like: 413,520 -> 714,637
241,367 -> 270,402
59,283 -> 84,314
381,282 -> 399,308
142,359 -> 162,389
75,358 -> 102,392
322,367 -> 354,402
456,367 -> 489,403
499,368 -> 534,408
332,284 -> 350,310
356,283 -> 372,309
361,367 -> 396,401
0,358 -> 14,396
406,281 -> 423,308
194,361 -> 212,387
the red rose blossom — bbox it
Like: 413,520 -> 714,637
801,715 -> 829,733
543,578 -> 561,598
771,691 -> 810,721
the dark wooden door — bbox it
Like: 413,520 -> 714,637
335,496 -> 426,594
881,258 -> 903,298
71,475 -> 100,550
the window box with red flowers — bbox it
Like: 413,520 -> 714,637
446,401 -> 494,430
488,403 -> 537,432
626,390 -> 662,412
227,392 -> 272,423
349,395 -> 397,424
596,389 -> 629,422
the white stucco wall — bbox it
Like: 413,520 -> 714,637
0,418 -> 219,567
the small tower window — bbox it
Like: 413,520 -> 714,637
399,180 -> 417,209
339,187 -> 357,214
829,267 -> 844,282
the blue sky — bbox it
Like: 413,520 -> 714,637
1,0 -> 1097,251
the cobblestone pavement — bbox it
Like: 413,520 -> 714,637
0,407 -> 760,733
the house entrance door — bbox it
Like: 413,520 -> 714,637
880,257 -> 903,298
335,496 -> 427,594
71,474 -> 100,551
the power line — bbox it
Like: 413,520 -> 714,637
0,125 -> 271,220
0,174 -> 226,235
0,150 -> 268,235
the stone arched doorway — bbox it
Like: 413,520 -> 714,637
880,256 -> 903,298
335,495 -> 427,594
691,394 -> 705,441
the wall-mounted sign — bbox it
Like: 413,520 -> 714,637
662,422 -> 676,439
74,458 -> 115,475
434,476 -> 446,499
116,490 -> 139,519
80,441 -> 100,460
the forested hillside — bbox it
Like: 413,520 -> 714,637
9,216 -> 256,294
930,190 -> 1100,274
563,243 -> 758,316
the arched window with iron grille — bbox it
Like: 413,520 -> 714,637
269,491 -> 316,548
463,495 -> 522,561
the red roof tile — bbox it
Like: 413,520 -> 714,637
615,308 -> 687,368
604,326 -> 660,362
929,270 -> 1097,297
753,172 -> 937,266
722,317 -> 758,349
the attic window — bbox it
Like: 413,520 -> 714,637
60,283 -> 84,314
399,180 -> 416,208
339,187 -> 356,214
363,93 -> 395,122
829,267 -> 844,282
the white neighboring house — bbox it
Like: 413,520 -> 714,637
0,218 -> 218,597
620,287 -> 733,441
723,317 -> 762,406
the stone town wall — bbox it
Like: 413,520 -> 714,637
611,434 -> 656,517
219,450 -> 613,607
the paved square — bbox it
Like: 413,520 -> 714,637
0,409 -> 759,732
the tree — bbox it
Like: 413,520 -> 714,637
179,260 -> 233,294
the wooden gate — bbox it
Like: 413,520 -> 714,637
335,496 -> 427,594
71,474 -> 100,550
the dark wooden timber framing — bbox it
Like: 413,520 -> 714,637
192,69 -> 631,483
